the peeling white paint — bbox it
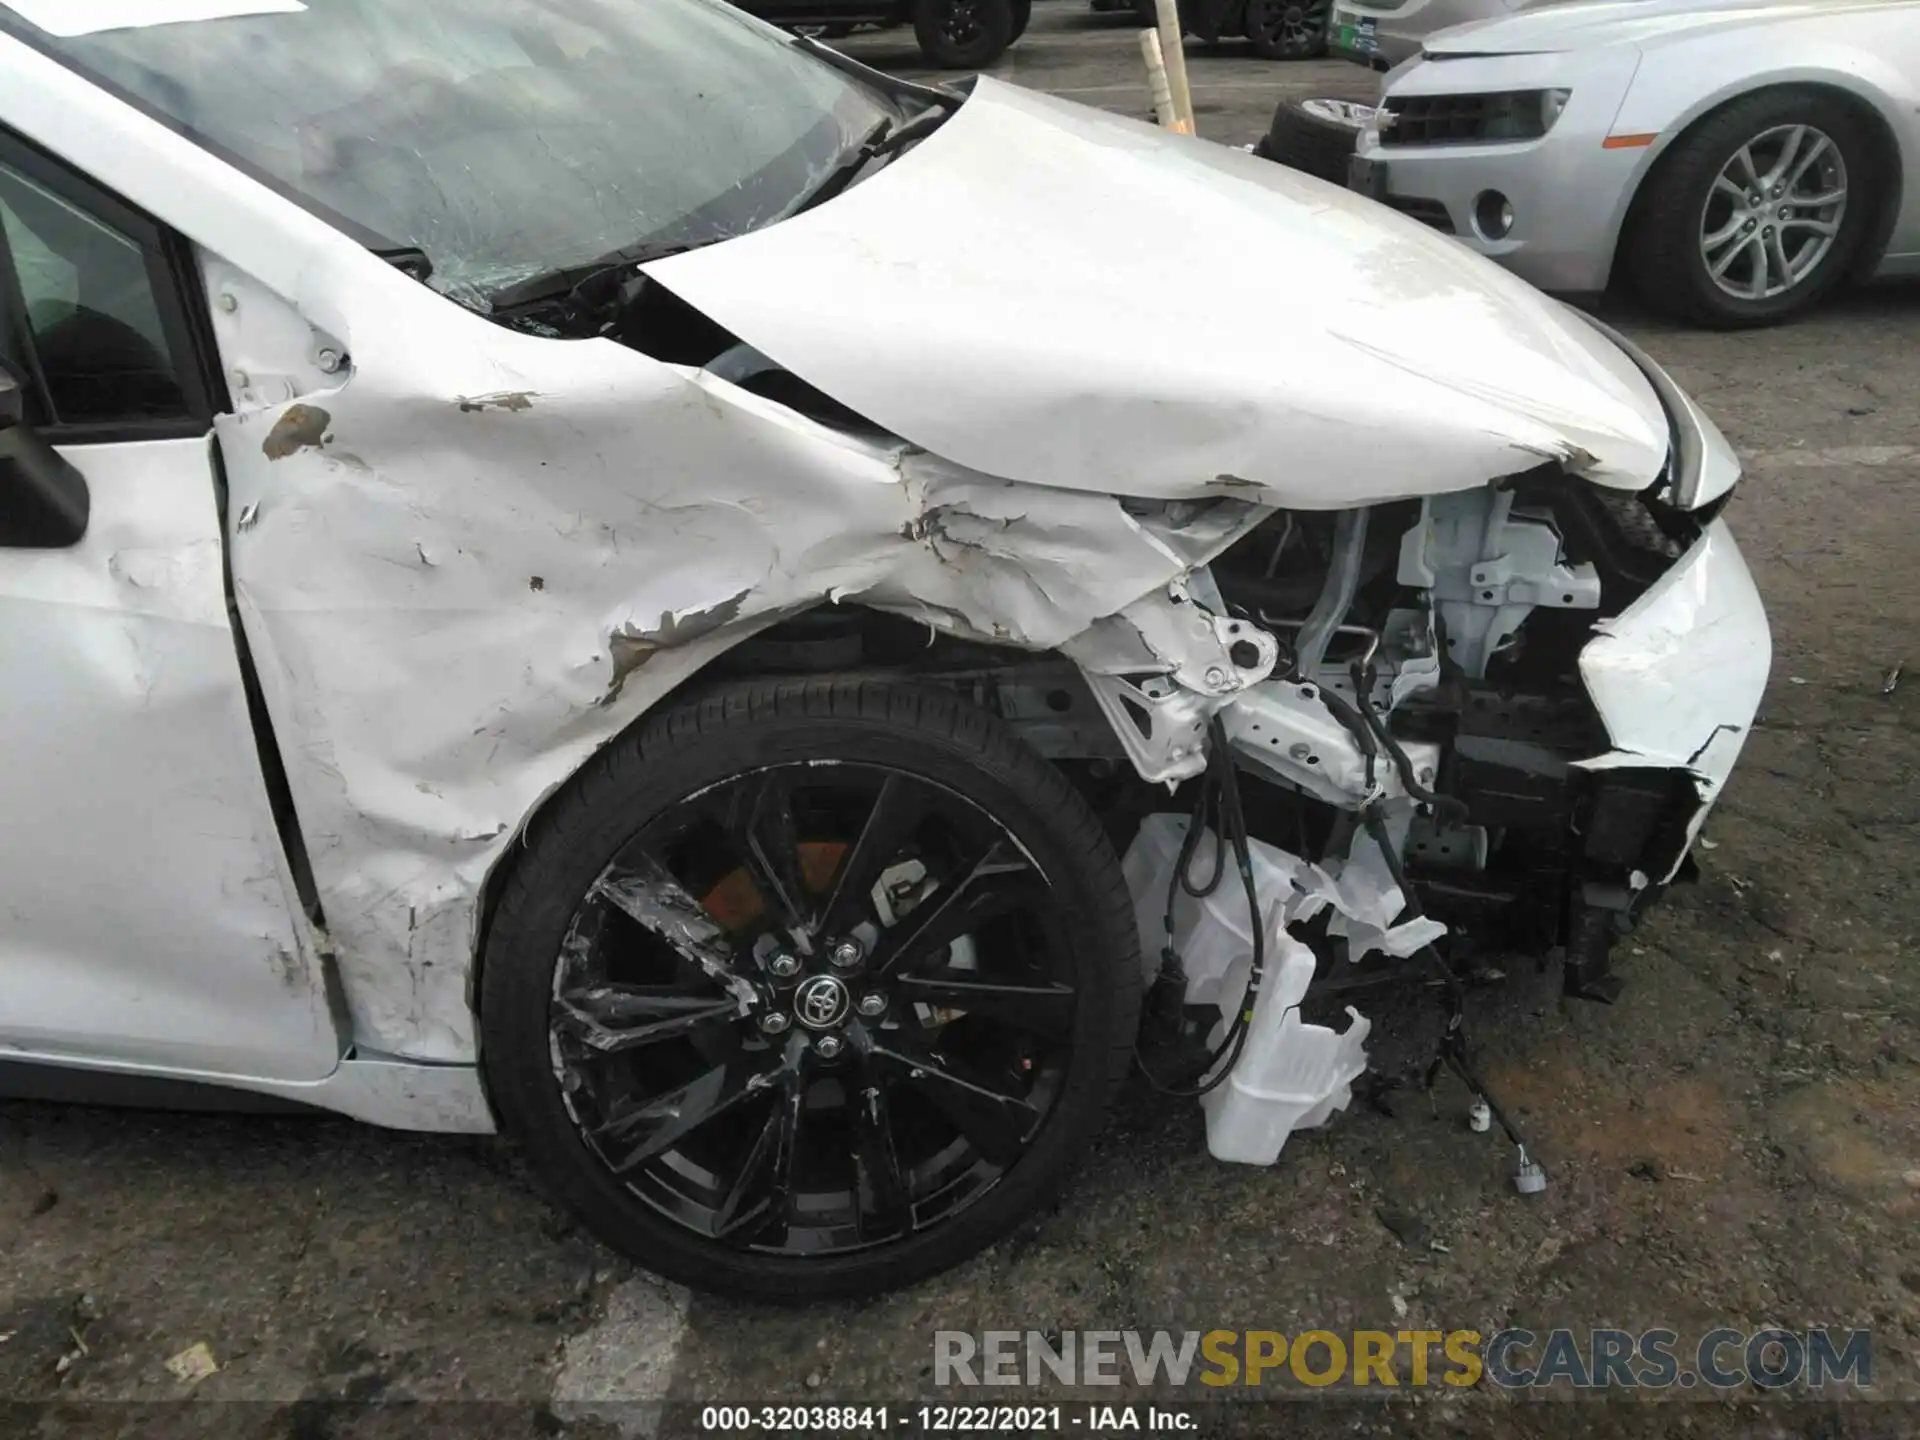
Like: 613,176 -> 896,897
212,265 -> 1272,1060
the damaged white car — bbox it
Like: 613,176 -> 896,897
0,0 -> 1768,1301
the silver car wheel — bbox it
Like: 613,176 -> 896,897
1699,123 -> 1848,301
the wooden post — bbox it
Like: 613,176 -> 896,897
1139,28 -> 1180,131
1153,0 -> 1197,135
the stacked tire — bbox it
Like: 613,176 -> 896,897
1254,97 -> 1375,185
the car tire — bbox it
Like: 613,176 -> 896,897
1255,97 -> 1371,185
914,0 -> 1016,67
480,678 -> 1142,1303
1244,0 -> 1330,59
1625,89 -> 1876,328
1011,0 -> 1032,40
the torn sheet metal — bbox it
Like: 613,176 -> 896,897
1575,519 -> 1771,788
1065,578 -> 1283,784
1575,518 -> 1770,881
1122,814 -> 1409,1163
213,264 -> 1267,1062
644,78 -> 1671,507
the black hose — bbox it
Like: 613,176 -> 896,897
1313,683 -> 1381,795
1357,804 -> 1463,1008
1135,717 -> 1269,1099
1348,660 -> 1470,826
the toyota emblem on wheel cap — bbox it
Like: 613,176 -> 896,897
793,975 -> 851,1030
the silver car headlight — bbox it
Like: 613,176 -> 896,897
1381,87 -> 1571,145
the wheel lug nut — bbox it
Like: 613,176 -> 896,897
857,992 -> 888,1017
814,1034 -> 844,1059
760,1011 -> 790,1034
767,951 -> 801,979
829,939 -> 865,971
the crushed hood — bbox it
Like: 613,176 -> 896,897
646,77 -> 1668,508
1421,0 -> 1891,57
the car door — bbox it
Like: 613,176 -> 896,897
0,127 -> 340,1083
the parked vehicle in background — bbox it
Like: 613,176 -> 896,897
1328,0 -> 1569,70
746,0 -> 1030,66
1091,0 -> 1331,61
1261,1 -> 1584,180
1349,0 -> 1920,326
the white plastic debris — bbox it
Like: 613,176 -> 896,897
1124,814 -> 1418,1165
1202,937 -> 1371,1165
165,1342 -> 219,1384
1468,1098 -> 1492,1133
1124,812 -> 1444,989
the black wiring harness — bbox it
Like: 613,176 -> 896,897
1133,716 -> 1270,1098
1341,657 -> 1540,1169
1132,653 -> 1543,1184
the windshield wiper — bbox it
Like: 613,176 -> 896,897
793,106 -> 952,216
485,240 -> 696,313
373,245 -> 434,283
792,33 -> 966,111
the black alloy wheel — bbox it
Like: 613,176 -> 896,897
482,680 -> 1140,1301
914,0 -> 1016,67
1245,0 -> 1330,58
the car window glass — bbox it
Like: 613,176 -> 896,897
31,0 -> 898,310
0,160 -> 188,425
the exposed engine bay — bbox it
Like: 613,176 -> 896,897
699,453 -> 1750,1178
422,180 -> 1770,1186
719,472 -> 1728,983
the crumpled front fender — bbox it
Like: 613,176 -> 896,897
215,274 -> 1267,1062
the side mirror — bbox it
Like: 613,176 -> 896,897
0,360 -> 89,548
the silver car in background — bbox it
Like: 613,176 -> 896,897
1328,0 -> 1569,68
1351,0 -> 1920,325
